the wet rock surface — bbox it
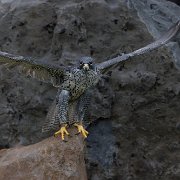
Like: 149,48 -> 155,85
0,0 -> 179,179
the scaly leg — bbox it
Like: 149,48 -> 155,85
74,123 -> 89,138
54,124 -> 69,140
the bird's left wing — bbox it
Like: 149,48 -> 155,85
97,20 -> 180,73
0,51 -> 66,86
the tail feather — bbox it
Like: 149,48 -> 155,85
42,100 -> 59,132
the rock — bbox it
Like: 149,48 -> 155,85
167,0 -> 180,6
176,121 -> 180,130
127,0 -> 180,68
0,0 -> 180,180
0,128 -> 87,180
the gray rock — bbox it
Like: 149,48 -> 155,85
127,0 -> 180,68
0,0 -> 179,180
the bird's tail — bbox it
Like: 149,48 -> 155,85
42,100 -> 59,132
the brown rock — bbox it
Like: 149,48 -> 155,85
0,128 -> 87,180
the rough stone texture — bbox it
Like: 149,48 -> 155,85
168,0 -> 180,6
0,129 -> 87,180
0,0 -> 179,180
127,0 -> 180,68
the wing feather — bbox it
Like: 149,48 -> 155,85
97,20 -> 180,72
42,100 -> 59,132
0,51 -> 65,86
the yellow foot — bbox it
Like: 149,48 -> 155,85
74,123 -> 89,138
54,124 -> 69,140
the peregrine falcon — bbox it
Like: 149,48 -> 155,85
0,21 -> 179,140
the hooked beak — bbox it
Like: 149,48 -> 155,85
83,63 -> 90,71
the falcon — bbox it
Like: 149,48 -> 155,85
0,21 -> 179,140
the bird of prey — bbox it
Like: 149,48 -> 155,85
0,21 -> 179,140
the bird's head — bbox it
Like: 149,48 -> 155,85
79,56 -> 95,71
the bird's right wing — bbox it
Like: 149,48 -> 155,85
0,51 -> 66,86
97,20 -> 180,73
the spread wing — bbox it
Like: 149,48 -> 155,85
0,51 -> 66,86
97,20 -> 180,73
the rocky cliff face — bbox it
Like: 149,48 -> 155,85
128,0 -> 180,68
0,0 -> 179,180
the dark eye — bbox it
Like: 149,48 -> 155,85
89,62 -> 93,65
80,61 -> 83,64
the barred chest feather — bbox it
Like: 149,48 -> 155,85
62,68 -> 100,100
